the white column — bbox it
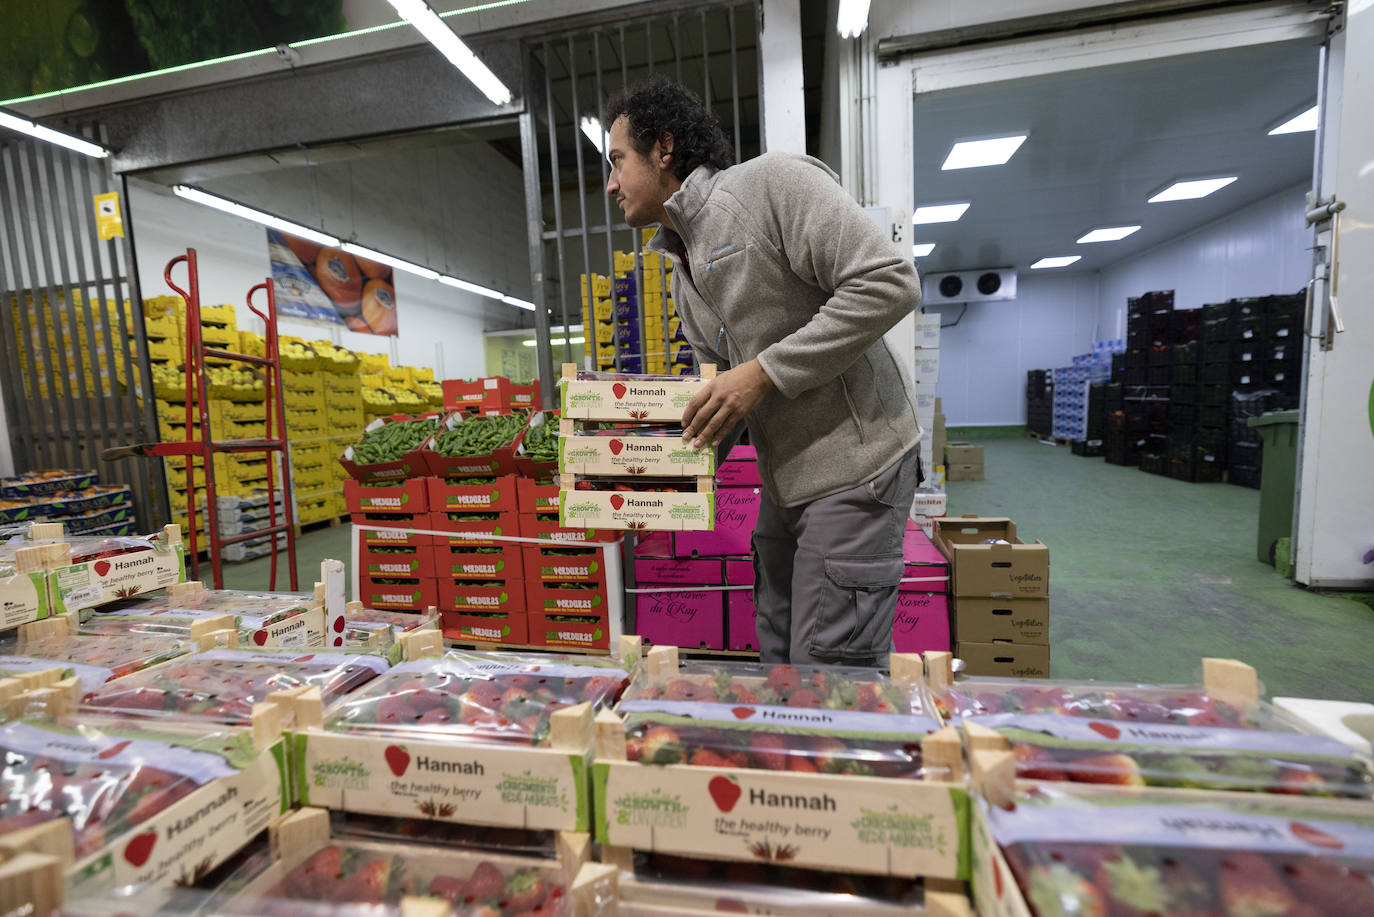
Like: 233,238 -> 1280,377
758,0 -> 806,153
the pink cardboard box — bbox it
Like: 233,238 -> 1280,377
901,525 -> 950,593
634,590 -> 725,649
673,486 -> 761,557
633,532 -> 674,558
724,557 -> 754,586
717,444 -> 762,486
634,556 -> 725,586
892,591 -> 951,654
726,588 -> 758,651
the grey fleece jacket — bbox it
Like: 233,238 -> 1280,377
646,152 -> 923,508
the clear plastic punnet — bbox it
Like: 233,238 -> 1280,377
98,588 -> 316,626
0,633 -> 194,695
978,781 -> 1374,917
325,648 -> 630,746
81,648 -> 389,724
615,652 -> 944,778
927,655 -> 1374,797
343,604 -> 438,647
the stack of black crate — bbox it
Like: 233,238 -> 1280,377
1103,379 -> 1127,464
1163,308 -> 1223,482
1222,294 -> 1304,487
1131,292 -> 1174,476
1026,369 -> 1053,438
1072,383 -> 1106,457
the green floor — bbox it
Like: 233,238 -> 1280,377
220,435 -> 1373,701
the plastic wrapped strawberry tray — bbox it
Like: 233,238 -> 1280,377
0,633 -> 193,696
977,782 -> 1374,917
936,675 -> 1374,797
82,648 -> 389,724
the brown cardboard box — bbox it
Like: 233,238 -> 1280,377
945,463 -> 983,482
932,515 -> 1049,597
944,442 -> 983,465
957,640 -> 1051,677
954,596 -> 1049,643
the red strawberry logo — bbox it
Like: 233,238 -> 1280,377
98,740 -> 131,760
333,636 -> 343,647
731,707 -> 755,720
612,383 -> 627,399
1088,722 -> 1121,740
385,745 -> 411,777
708,775 -> 741,813
608,439 -> 624,455
1290,820 -> 1344,850
93,560 -> 111,577
252,630 -> 268,646
609,494 -> 625,511
333,617 -> 346,633
124,831 -> 156,867
294,655 -> 315,662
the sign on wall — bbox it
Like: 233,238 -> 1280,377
267,229 -> 398,336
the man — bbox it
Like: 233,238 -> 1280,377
603,78 -> 923,666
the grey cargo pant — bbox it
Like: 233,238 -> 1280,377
751,446 -> 921,666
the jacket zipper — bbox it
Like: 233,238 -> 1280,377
840,375 -> 866,443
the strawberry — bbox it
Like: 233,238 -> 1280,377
1067,753 -> 1145,786
1283,855 -> 1374,914
1027,864 -> 1106,917
1274,767 -> 1327,795
766,665 -> 801,696
809,736 -> 849,773
787,689 -> 822,708
689,749 -> 738,768
728,683 -> 758,704
1014,743 -> 1068,782
459,861 -> 505,903
334,856 -> 392,903
405,688 -> 447,715
665,679 -> 709,701
293,845 -> 344,898
856,683 -> 882,712
748,733 -> 790,770
1094,856 -> 1168,917
810,671 -> 834,695
463,680 -> 504,709
87,686 -> 166,710
375,692 -> 414,725
641,726 -> 684,764
416,706 -> 454,726
503,868 -> 548,913
1159,858 -> 1215,915
427,875 -> 465,902
1218,852 -> 1296,917
581,676 -> 622,705
788,755 -> 819,773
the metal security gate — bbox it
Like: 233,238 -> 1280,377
523,3 -> 760,391
0,129 -> 166,528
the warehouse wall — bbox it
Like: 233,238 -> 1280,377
1096,182 -> 1311,334
128,139 -> 532,378
928,271 -> 1104,426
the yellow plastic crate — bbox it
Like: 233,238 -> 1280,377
580,273 -> 611,301
144,313 -> 181,342
324,389 -> 362,411
411,367 -> 434,383
213,400 -> 267,424
293,468 -> 332,492
290,441 -> 328,463
283,389 -> 326,412
145,338 -> 181,363
383,366 -> 411,385
322,375 -> 361,396
199,304 -> 236,329
142,296 -> 183,319
237,331 -> 266,357
280,370 -> 319,392
200,326 -> 236,349
329,411 -> 365,433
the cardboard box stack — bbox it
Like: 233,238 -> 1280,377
944,441 -> 985,482
932,514 -> 1050,676
0,471 -> 135,537
914,311 -> 940,474
895,520 -> 952,654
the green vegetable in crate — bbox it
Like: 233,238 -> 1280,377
431,413 -> 526,457
522,419 -> 559,463
350,418 -> 439,464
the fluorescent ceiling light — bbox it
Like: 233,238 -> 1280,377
172,185 -> 340,247
439,275 -> 504,300
341,242 -> 439,281
912,243 -> 936,258
581,117 -> 605,156
1031,256 -> 1081,269
1268,104 -> 1318,135
836,0 -> 871,38
1148,176 -> 1237,203
913,202 -> 970,224
523,336 -> 583,346
0,110 -> 110,158
1077,225 -> 1141,244
941,134 -> 1027,170
385,0 -> 512,106
501,295 -> 535,311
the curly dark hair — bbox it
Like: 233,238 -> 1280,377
602,76 -> 735,181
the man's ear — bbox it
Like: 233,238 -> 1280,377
657,132 -> 675,168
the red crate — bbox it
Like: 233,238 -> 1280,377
344,477 -> 430,516
358,539 -> 431,574
439,610 -> 528,646
524,580 -> 610,616
516,477 -> 561,514
428,510 -> 520,539
338,414 -> 440,483
527,611 -> 611,651
508,381 -> 540,411
359,549 -> 437,580
425,475 -> 519,514
430,542 -> 524,582
437,577 -> 526,614
350,506 -> 428,529
441,378 -> 502,413
359,527 -> 431,553
522,544 -> 610,585
357,576 -> 439,612
423,413 -> 523,479
520,513 -> 615,546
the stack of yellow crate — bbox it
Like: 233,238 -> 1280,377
580,273 -> 614,370
279,341 -> 335,526
318,340 -> 363,510
10,291 -> 127,399
588,231 -> 687,374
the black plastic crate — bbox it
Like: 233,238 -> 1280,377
1265,361 -> 1300,395
1111,352 -> 1126,381
1229,440 -> 1263,467
1199,403 -> 1228,427
1231,365 -> 1263,390
1202,302 -> 1231,324
1269,342 -> 1299,364
1071,439 -> 1104,457
1167,437 -> 1194,462
1199,340 -> 1233,364
1194,454 -> 1224,484
1170,308 -> 1201,344
1105,381 -> 1123,401
1147,365 -> 1171,385
1170,384 -> 1200,406
1203,318 -> 1232,342
1124,365 -> 1147,385
1235,314 -> 1266,343
1269,316 -> 1302,344
1196,425 -> 1227,453
1139,452 -> 1169,475
1171,363 -> 1198,385
1202,362 -> 1231,384
1264,294 -> 1304,320
1169,457 -> 1197,482
1231,389 -> 1281,420
1233,341 -> 1264,364
1148,344 -> 1173,366
1125,347 -> 1148,368
1172,341 -> 1198,364
1200,383 -> 1230,404
1169,403 -> 1196,426
1230,463 -> 1262,489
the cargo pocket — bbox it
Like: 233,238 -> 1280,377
808,552 -> 904,663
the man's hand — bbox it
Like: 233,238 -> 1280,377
681,359 -> 774,449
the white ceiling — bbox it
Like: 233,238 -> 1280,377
911,39 -> 1319,276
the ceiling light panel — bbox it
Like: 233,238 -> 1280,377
913,202 -> 970,224
912,243 -> 935,257
1268,105 -> 1318,135
941,134 -> 1027,170
0,110 -> 109,158
581,117 -> 606,156
1077,225 -> 1141,244
386,0 -> 512,106
1031,256 -> 1081,269
836,0 -> 871,38
1148,177 -> 1237,203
